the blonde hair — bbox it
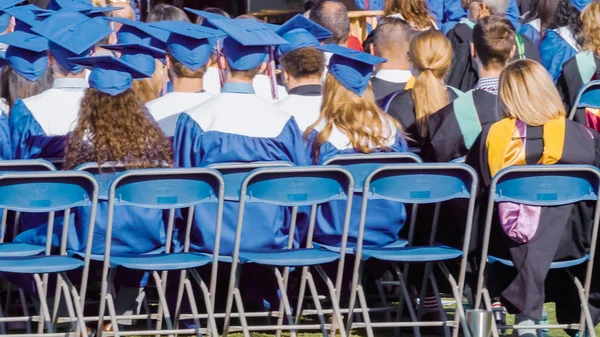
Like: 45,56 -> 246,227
409,30 -> 453,137
581,0 -> 600,51
304,73 -> 401,163
132,60 -> 165,104
384,0 -> 434,30
499,59 -> 566,126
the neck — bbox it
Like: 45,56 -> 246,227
286,77 -> 322,91
227,77 -> 253,85
376,52 -> 410,71
478,66 -> 502,79
171,77 -> 204,93
53,72 -> 85,80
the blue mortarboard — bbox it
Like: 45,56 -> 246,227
106,17 -> 168,50
99,43 -> 165,77
32,11 -> 111,74
318,44 -> 386,96
275,14 -> 331,57
184,7 -> 227,30
209,18 -> 288,71
569,0 -> 593,11
0,0 -> 25,32
149,20 -> 222,70
4,5 -> 53,33
0,31 -> 48,81
70,55 -> 150,96
47,0 -> 120,16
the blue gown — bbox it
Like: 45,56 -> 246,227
173,83 -> 310,256
10,78 -> 88,160
520,19 -> 541,47
436,0 -> 521,33
305,122 -> 409,248
0,110 -> 11,160
540,28 -> 579,82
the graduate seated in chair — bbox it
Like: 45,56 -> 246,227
466,59 -> 600,337
9,10 -> 111,160
519,0 -> 558,47
446,1 -> 540,92
386,30 -> 458,149
423,15 -> 511,162
304,44 -> 408,249
556,0 -> 600,126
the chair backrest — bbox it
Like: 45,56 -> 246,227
76,162 -> 128,199
323,153 -> 423,192
209,161 -> 294,201
569,80 -> 600,120
232,166 -> 354,260
0,159 -> 56,172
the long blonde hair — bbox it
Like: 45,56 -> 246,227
499,59 -> 566,126
581,0 -> 600,52
132,60 -> 165,104
409,30 -> 453,137
384,0 -> 434,30
304,73 -> 400,163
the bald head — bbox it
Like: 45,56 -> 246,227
309,0 -> 350,45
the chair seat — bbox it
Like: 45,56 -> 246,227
488,255 -> 589,269
110,252 -> 212,271
0,243 -> 45,257
313,238 -> 409,254
239,248 -> 339,266
0,256 -> 84,274
362,245 -> 463,262
69,246 -> 166,261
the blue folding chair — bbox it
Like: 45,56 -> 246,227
0,171 -> 99,336
568,80 -> 600,120
348,163 -> 477,337
96,168 -> 224,337
475,165 -> 600,337
222,166 -> 354,337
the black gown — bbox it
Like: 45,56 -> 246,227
371,77 -> 408,103
556,51 -> 600,126
465,116 -> 600,326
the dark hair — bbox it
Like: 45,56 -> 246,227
65,88 -> 172,169
549,0 -> 583,44
146,3 -> 190,23
194,7 -> 230,24
309,0 -> 350,45
280,47 -> 325,79
363,29 -> 376,54
473,15 -> 516,68
0,65 -> 53,108
526,0 -> 559,31
373,16 -> 414,54
168,54 -> 207,79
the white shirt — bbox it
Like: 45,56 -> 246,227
146,91 -> 213,137
373,69 -> 413,83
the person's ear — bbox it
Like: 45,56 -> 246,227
509,44 -> 516,59
282,70 -> 290,83
259,61 -> 268,74
166,55 -> 172,69
8,16 -> 15,33
370,44 -> 377,56
479,3 -> 490,18
47,52 -> 55,66
470,42 -> 476,59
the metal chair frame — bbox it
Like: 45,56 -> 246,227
568,80 -> 600,120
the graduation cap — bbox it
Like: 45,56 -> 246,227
31,10 -> 111,74
70,55 -> 150,96
275,14 -> 331,57
107,17 -> 168,50
149,20 -> 222,71
47,0 -> 121,16
0,0 -> 25,32
0,30 -> 48,81
4,4 -> 53,33
209,18 -> 288,71
184,7 -> 227,30
99,43 -> 165,77
569,0 -> 593,11
318,44 -> 386,97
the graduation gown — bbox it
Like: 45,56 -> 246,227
9,78 -> 88,160
173,82 -> 309,256
465,117 -> 600,324
446,20 -> 475,52
203,66 -> 221,95
273,84 -> 322,133
446,34 -> 540,92
540,27 -> 579,82
556,50 -> 600,126
520,18 -> 541,47
385,87 -> 460,149
422,88 -> 500,162
305,120 -> 409,248
370,69 -> 413,102
146,91 -> 213,137
0,109 -> 11,160
252,74 -> 288,104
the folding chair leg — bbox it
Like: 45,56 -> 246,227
481,288 -> 499,337
33,273 -> 53,334
183,275 -> 202,337
173,270 -> 187,331
61,273 -> 88,337
305,270 -> 328,337
57,273 -> 77,332
294,266 -> 309,323
152,271 -> 175,337
233,287 -> 250,337
275,266 -> 292,337
345,258 -> 363,334
375,279 -> 392,322
106,291 -> 121,337
52,273 -> 65,324
416,262 -> 433,320
222,264 -> 243,337
357,284 -> 374,337
0,294 -> 6,335
393,264 -> 421,337
573,276 -> 596,337
155,270 -> 170,336
193,272 -> 219,337
140,290 -> 152,330
4,282 -> 11,319
314,265 -> 347,337
18,288 -> 32,334
274,267 -> 297,337
97,267 -> 115,335
429,272 -> 450,337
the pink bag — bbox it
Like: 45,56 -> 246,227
497,202 -> 542,243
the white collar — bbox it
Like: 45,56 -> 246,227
374,69 -> 412,83
554,26 -> 579,51
529,18 -> 541,32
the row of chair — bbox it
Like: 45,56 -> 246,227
0,155 -> 597,337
